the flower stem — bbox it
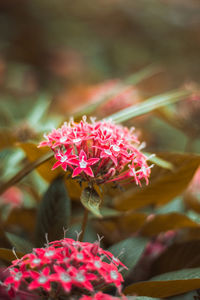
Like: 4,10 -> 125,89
79,208 -> 89,242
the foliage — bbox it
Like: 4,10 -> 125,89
0,1 -> 200,299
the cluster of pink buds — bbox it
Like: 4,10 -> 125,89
3,238 -> 126,299
39,116 -> 153,186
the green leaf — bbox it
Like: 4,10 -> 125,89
124,267 -> 200,298
108,90 -> 190,123
27,94 -> 50,126
0,248 -> 24,263
155,197 -> 184,214
124,64 -> 160,85
99,207 -> 121,218
0,149 -> 53,196
143,152 -> 173,170
5,232 -> 33,253
35,177 -> 71,246
81,187 -> 102,218
108,237 -> 148,277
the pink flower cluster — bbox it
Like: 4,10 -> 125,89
39,117 -> 152,186
4,238 -> 126,299
81,291 -> 124,300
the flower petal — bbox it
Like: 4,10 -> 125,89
72,167 -> 82,177
84,167 -> 94,177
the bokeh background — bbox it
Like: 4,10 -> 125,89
1,0 -> 200,94
1,0 -> 200,154
1,4 -> 200,298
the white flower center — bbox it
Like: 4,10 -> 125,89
76,273 -> 85,282
60,273 -> 71,283
77,253 -> 83,260
61,156 -> 68,162
73,138 -> 82,143
38,276 -> 48,284
45,250 -> 55,257
79,158 -> 87,169
110,270 -> 118,280
112,145 -> 120,152
60,137 -> 67,143
94,261 -> 101,268
14,272 -> 22,281
130,168 -> 136,176
33,258 -> 41,265
104,149 -> 112,155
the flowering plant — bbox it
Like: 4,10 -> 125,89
0,66 -> 198,300
3,238 -> 126,299
39,116 -> 152,186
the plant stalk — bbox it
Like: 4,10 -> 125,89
79,208 -> 89,242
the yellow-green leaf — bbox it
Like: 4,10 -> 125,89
140,213 -> 200,237
184,192 -> 200,214
5,232 -> 33,253
108,237 -> 148,277
0,129 -> 17,150
19,142 -> 63,182
0,150 -> 53,195
108,90 -> 190,123
100,212 -> 147,236
115,153 -> 200,211
125,268 -> 200,298
124,64 -> 160,85
81,187 -> 102,218
5,208 -> 36,233
143,152 -> 174,170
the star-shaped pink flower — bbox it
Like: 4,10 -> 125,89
70,150 -> 99,177
28,267 -> 51,292
4,268 -> 23,290
50,265 -> 72,292
52,148 -> 77,171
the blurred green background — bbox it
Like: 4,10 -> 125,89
0,0 -> 200,88
0,0 -> 200,154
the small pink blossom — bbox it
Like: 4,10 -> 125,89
0,187 -> 23,209
4,268 -> 23,290
71,150 -> 100,177
4,238 -> 126,299
38,116 -> 152,186
28,267 -> 51,292
52,148 -> 77,171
